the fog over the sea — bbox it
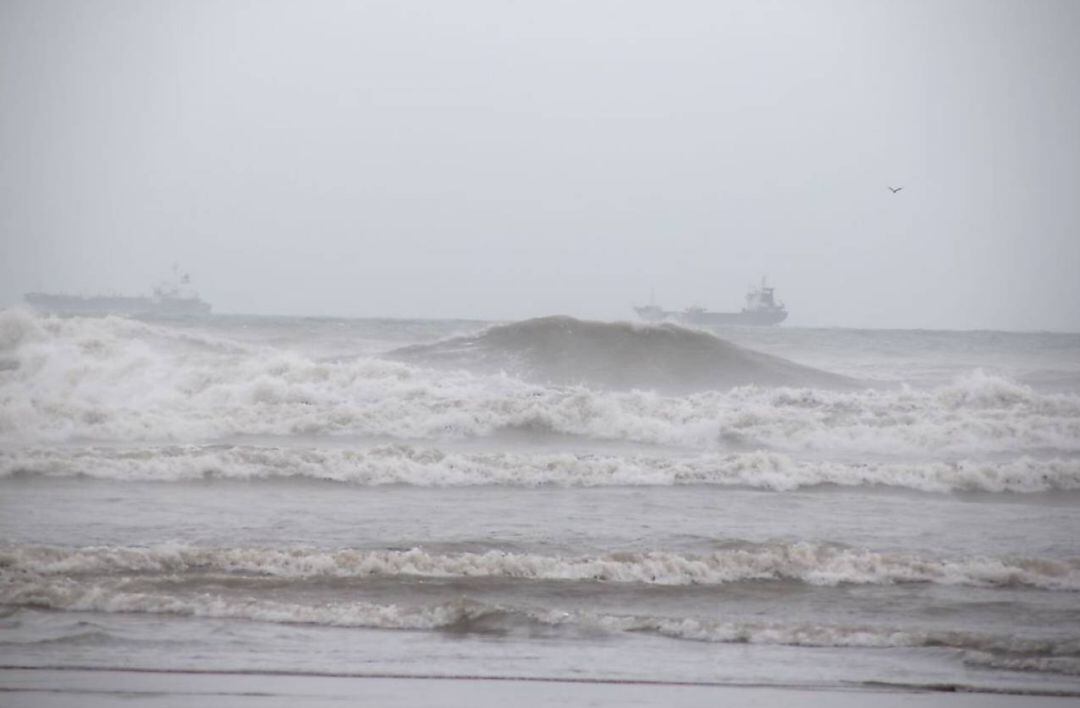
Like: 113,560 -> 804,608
1,0 -> 1077,330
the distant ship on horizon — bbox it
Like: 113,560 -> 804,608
25,267 -> 212,317
635,279 -> 788,326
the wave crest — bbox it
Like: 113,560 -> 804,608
391,316 -> 855,392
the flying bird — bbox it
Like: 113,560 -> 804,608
888,186 -> 903,193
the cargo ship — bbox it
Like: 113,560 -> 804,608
25,269 -> 212,317
634,279 -> 788,326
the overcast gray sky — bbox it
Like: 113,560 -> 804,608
1,0 -> 1078,330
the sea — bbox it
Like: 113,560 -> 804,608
2,308 -> 1079,697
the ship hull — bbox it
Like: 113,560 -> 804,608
678,309 -> 787,326
25,294 -> 211,317
634,306 -> 787,326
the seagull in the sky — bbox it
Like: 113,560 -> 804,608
888,186 -> 903,194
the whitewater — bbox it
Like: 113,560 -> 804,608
2,308 -> 1080,696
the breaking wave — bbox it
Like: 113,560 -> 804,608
4,445 -> 1079,493
2,310 -> 1079,456
5,543 -> 1078,591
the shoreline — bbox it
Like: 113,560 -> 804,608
2,665 -> 1078,700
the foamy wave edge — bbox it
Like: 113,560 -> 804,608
4,543 -> 1079,591
4,445 -> 1080,494
3,579 -> 1078,675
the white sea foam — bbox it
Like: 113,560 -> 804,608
2,310 -> 1078,456
0,576 -> 492,632
4,444 -> 1079,493
603,614 -> 1080,656
4,543 -> 1078,591
963,651 -> 1080,676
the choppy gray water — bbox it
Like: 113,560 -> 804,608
1,309 -> 1079,693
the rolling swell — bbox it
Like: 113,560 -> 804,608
390,316 -> 856,393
